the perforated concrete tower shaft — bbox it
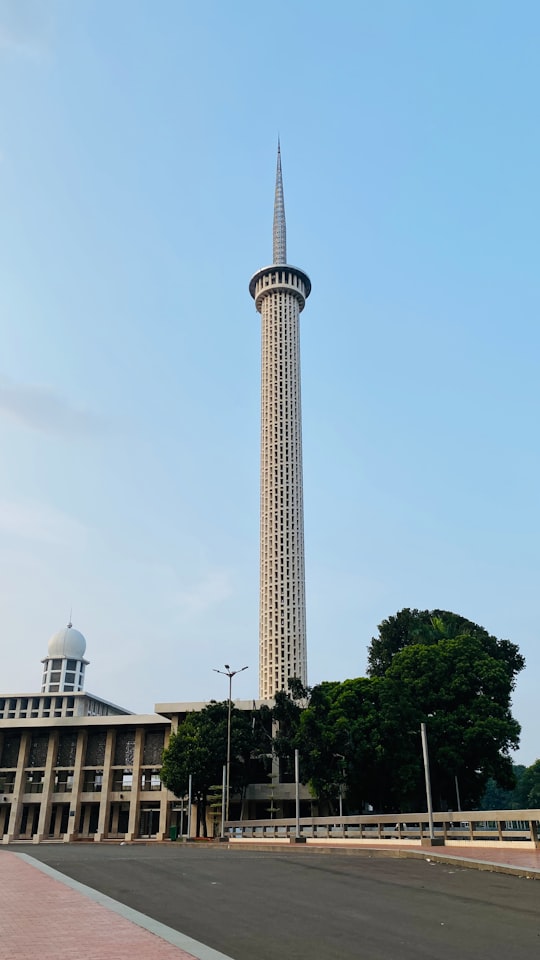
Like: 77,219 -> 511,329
249,144 -> 311,699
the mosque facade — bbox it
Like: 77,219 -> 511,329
0,623 -> 308,843
0,623 -> 170,842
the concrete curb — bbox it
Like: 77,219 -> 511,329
224,840 -> 540,879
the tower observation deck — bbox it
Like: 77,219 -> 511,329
249,143 -> 311,700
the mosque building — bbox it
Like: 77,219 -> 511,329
0,622 -> 308,842
0,622 -> 172,842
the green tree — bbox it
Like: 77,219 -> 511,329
515,759 -> 540,808
161,701 -> 268,836
292,677 -> 382,813
479,765 -> 526,810
367,608 -> 524,680
271,678 -> 309,783
270,676 -> 390,814
268,610 -> 524,815
378,633 -> 523,810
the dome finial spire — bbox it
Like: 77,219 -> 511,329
273,138 -> 286,264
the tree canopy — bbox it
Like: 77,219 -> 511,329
160,700 -> 271,835
515,759 -> 540,807
480,761 -> 540,810
378,632 -> 522,809
280,609 -> 525,812
367,608 -> 525,680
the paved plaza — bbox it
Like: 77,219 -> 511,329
0,849 -> 230,960
1,842 -> 538,960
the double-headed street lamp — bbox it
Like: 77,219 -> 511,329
213,664 -> 248,822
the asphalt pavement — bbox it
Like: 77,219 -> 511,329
17,843 -> 540,960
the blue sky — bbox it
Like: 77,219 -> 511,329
0,1 -> 538,764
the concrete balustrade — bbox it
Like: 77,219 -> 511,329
224,810 -> 540,848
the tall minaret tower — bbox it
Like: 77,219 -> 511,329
250,143 -> 311,699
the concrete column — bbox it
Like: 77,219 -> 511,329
94,729 -> 114,842
110,803 -> 120,836
64,730 -> 86,842
0,733 -> 7,837
52,804 -> 63,838
157,727 -> 172,841
34,731 -> 59,842
81,804 -> 92,837
4,731 -> 30,843
0,801 -> 10,835
125,728 -> 143,841
157,788 -> 170,842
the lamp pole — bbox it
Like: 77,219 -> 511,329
295,748 -> 300,840
213,664 -> 248,823
333,753 -> 345,834
420,722 -> 435,840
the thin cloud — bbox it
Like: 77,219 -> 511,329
0,0 -> 55,61
0,23 -> 40,58
173,569 -> 234,619
0,378 -> 103,437
0,497 -> 87,546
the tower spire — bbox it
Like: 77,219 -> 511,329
273,139 -> 287,264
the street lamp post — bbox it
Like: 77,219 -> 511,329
333,753 -> 346,835
420,721 -> 435,840
213,664 -> 248,824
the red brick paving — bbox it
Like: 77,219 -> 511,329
0,851 -> 199,960
232,837 -> 540,874
418,843 -> 540,872
306,840 -> 540,873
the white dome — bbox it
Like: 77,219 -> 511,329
47,623 -> 87,660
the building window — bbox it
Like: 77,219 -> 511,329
24,771 -> 45,793
83,770 -> 103,792
112,770 -> 133,792
29,735 -> 49,768
141,769 -> 161,791
54,771 -> 74,793
0,772 -> 15,793
56,733 -> 78,767
114,731 -> 135,766
85,732 -> 106,766
143,731 -> 164,765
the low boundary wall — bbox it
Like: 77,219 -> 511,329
224,809 -> 540,847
